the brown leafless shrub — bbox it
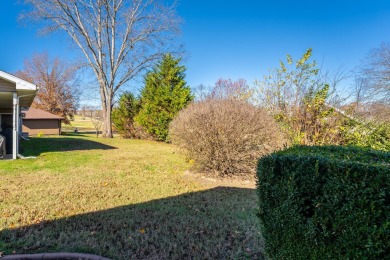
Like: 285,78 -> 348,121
125,123 -> 154,140
169,99 -> 287,177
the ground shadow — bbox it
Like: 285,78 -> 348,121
20,137 -> 117,156
61,131 -> 102,137
0,187 -> 263,259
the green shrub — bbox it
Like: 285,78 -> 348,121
257,145 -> 390,259
112,92 -> 145,139
341,121 -> 390,151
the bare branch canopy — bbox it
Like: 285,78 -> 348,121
23,0 -> 181,137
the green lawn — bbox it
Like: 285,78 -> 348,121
61,115 -> 97,133
0,135 -> 263,259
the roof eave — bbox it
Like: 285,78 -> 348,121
0,70 -> 38,91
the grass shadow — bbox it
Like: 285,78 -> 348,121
20,137 -> 117,156
0,187 -> 263,259
61,132 -> 100,137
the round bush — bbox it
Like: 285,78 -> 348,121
169,99 -> 286,177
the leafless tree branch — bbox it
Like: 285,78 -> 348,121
23,0 -> 181,137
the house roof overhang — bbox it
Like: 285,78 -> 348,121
0,70 -> 38,109
24,108 -> 65,120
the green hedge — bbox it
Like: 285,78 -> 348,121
257,145 -> 390,259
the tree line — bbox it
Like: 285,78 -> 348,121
15,1 -> 389,158
112,54 -> 193,141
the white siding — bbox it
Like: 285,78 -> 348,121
0,78 -> 16,92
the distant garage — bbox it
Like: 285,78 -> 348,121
22,108 -> 64,136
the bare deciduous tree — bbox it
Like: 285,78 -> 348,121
23,0 -> 181,137
16,53 -> 78,124
79,104 -> 97,118
90,110 -> 103,138
350,43 -> 390,122
360,42 -> 390,103
209,78 -> 253,101
193,79 -> 254,102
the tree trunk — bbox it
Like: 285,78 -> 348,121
101,91 -> 113,138
102,105 -> 113,138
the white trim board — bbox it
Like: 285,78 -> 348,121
0,70 -> 37,91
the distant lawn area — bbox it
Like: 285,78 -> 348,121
0,135 -> 263,259
61,115 -> 97,133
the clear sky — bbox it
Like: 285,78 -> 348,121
1,0 -> 390,98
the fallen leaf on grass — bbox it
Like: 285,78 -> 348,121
8,223 -> 16,229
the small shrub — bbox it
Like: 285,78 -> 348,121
257,146 -> 390,259
37,131 -> 44,138
169,99 -> 286,177
112,92 -> 143,139
341,121 -> 390,151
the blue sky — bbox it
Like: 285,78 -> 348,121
1,0 -> 390,99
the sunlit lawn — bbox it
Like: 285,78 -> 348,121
0,134 -> 263,259
61,115 -> 97,133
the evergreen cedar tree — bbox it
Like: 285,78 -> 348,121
112,92 -> 141,139
136,54 -> 194,141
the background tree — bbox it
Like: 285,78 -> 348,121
136,54 -> 193,141
359,42 -> 390,102
299,84 -> 343,145
24,0 -> 181,137
79,105 -> 93,119
256,49 -> 345,145
209,78 -> 253,101
90,110 -> 103,138
256,48 -> 320,114
77,105 -> 103,137
192,84 -> 208,102
112,92 -> 141,138
193,79 -> 254,102
351,43 -> 390,123
16,53 -> 78,124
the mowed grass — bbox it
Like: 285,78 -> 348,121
61,115 -> 97,132
0,135 -> 263,259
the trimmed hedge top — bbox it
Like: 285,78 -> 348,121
275,145 -> 390,166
